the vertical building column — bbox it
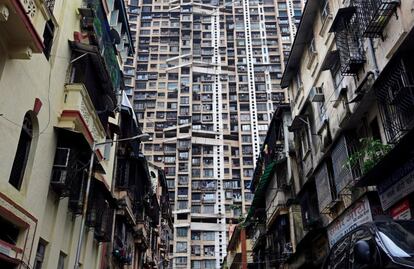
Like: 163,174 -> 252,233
241,0 -> 261,164
211,10 -> 227,266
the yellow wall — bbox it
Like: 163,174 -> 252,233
0,0 -> 117,268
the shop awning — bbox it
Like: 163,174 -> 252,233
245,160 -> 281,222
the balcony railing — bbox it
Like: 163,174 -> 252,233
59,84 -> 106,146
79,0 -> 121,90
355,0 -> 400,38
251,224 -> 266,249
86,186 -> 114,241
330,7 -> 365,75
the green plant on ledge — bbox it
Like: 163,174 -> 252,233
346,138 -> 392,175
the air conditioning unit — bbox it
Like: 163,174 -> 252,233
51,169 -> 68,186
53,147 -> 71,168
50,148 -> 71,192
309,87 -> 325,102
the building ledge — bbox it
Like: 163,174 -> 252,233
0,0 -> 48,58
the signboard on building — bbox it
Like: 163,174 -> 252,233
377,158 -> 414,210
390,199 -> 411,220
327,197 -> 372,246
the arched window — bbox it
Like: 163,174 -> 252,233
9,113 -> 34,190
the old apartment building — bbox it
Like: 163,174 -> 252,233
238,0 -> 414,268
0,0 -> 172,268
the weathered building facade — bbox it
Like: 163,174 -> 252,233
0,0 -> 173,268
242,0 -> 414,268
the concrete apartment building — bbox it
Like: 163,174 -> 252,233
123,0 -> 304,268
238,0 -> 414,268
0,0 -> 174,268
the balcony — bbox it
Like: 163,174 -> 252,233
0,0 -> 48,58
330,7 -> 365,75
77,1 -> 122,90
266,191 -> 288,226
251,224 -> 266,249
356,0 -> 400,38
58,83 -> 106,155
134,219 -> 150,248
86,188 -> 114,242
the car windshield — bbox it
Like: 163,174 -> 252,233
376,221 -> 414,266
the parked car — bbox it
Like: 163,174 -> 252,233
323,220 -> 414,268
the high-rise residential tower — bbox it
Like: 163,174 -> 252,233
123,0 -> 304,268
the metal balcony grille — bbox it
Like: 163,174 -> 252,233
330,7 -> 366,76
375,55 -> 414,144
355,0 -> 400,38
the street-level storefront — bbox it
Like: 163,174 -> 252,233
357,124 -> 414,221
326,193 -> 384,247
377,157 -> 414,220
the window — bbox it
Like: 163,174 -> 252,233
177,201 -> 188,210
258,124 -> 268,131
240,114 -> 250,122
241,124 -> 251,131
204,245 -> 215,256
191,245 -> 201,256
9,112 -> 34,190
192,205 -> 201,214
203,232 -> 215,241
204,260 -> 215,269
203,169 -> 213,177
176,242 -> 187,253
176,256 -> 187,265
191,231 -> 201,240
176,227 -> 188,237
34,239 -> 47,269
57,252 -> 66,269
192,260 -> 202,268
203,205 -> 214,214
43,20 -> 55,59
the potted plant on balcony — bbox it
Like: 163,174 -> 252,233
346,138 -> 391,175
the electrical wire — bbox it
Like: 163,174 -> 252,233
0,51 -> 69,138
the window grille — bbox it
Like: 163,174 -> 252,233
375,55 -> 414,143
330,7 -> 365,76
354,0 -> 400,38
